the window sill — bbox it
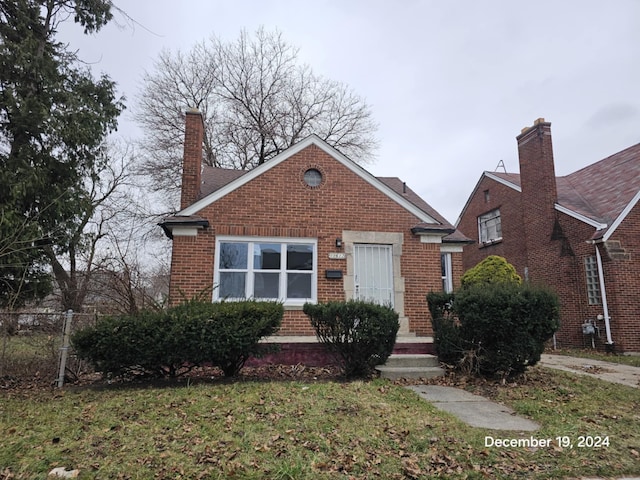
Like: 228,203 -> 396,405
479,238 -> 503,248
284,304 -> 305,311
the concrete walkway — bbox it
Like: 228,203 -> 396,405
539,354 -> 640,388
406,355 -> 639,432
407,384 -> 540,431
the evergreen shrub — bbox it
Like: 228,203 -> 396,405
460,255 -> 522,288
454,283 -> 560,376
426,291 -> 466,366
72,300 -> 283,378
303,300 -> 399,378
428,255 -> 560,378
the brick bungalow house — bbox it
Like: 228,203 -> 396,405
457,118 -> 640,353
160,109 -> 471,360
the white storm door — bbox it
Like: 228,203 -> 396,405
353,244 -> 394,307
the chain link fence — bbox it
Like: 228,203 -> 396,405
0,310 -> 100,389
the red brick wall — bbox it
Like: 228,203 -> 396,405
458,176 -> 527,276
169,143 -> 456,336
548,213 -> 604,348
458,123 -> 640,352
599,203 -> 640,352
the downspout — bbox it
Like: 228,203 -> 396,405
594,243 -> 614,346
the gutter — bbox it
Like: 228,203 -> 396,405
589,240 -> 614,347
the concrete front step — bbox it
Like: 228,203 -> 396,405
383,354 -> 440,368
376,365 -> 445,380
376,354 -> 445,380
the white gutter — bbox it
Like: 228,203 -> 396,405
594,244 -> 614,345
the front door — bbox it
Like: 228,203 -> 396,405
353,244 -> 394,307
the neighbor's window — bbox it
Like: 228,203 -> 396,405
584,256 -> 602,305
441,253 -> 453,293
478,209 -> 502,243
215,238 -> 316,304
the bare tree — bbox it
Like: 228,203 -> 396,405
44,139 -> 138,312
135,27 -> 378,203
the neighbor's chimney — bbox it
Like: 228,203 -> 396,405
180,108 -> 204,210
517,118 -> 558,210
517,118 -> 558,281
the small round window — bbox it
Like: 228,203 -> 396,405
303,168 -> 323,187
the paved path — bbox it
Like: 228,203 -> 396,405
407,355 -> 639,432
407,356 -> 640,479
539,354 -> 640,388
407,384 -> 540,431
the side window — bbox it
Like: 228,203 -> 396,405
441,253 -> 453,293
478,209 -> 502,243
584,256 -> 602,305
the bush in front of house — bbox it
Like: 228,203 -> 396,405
72,300 -> 283,378
71,310 -> 182,378
427,283 -> 560,377
426,291 -> 467,366
455,283 -> 560,376
170,299 -> 283,377
460,255 -> 522,288
303,300 -> 399,378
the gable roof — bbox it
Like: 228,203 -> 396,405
470,142 -> 640,240
176,134 -> 468,243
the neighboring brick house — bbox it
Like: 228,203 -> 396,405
457,118 -> 640,353
160,109 -> 470,355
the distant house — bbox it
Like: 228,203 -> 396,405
160,109 -> 470,360
457,118 -> 640,353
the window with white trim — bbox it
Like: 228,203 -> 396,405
478,209 -> 502,243
215,238 -> 317,305
584,256 -> 602,305
441,253 -> 453,293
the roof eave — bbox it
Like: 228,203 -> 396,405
158,216 -> 210,239
410,226 -> 456,236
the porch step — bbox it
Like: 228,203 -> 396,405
376,354 -> 445,380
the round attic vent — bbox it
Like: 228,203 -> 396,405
303,168 -> 323,187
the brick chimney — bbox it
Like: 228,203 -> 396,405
180,108 -> 204,210
517,118 -> 558,280
517,118 -> 557,208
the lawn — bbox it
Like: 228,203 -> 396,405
1,367 -> 639,479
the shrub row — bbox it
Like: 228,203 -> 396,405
72,300 -> 283,378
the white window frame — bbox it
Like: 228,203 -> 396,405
478,209 -> 502,243
441,253 -> 453,293
584,255 -> 602,305
214,236 -> 317,306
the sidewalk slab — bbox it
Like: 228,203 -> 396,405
407,385 -> 540,431
539,354 -> 640,389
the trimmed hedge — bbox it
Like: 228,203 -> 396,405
426,291 -> 466,365
72,300 -> 283,378
427,283 -> 560,377
303,300 -> 399,378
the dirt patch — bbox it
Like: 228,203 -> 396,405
2,363 -> 546,397
568,364 -> 616,374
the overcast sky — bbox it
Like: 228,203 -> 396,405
59,1 -> 640,224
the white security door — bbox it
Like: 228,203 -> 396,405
353,244 -> 394,307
